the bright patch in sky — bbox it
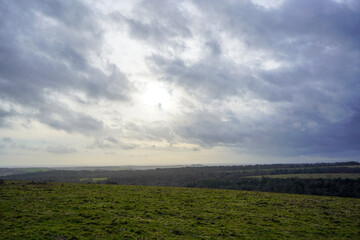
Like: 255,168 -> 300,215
142,83 -> 171,109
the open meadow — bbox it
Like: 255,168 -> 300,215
1,181 -> 359,239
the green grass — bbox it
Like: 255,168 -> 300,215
248,173 -> 360,179
1,181 -> 359,239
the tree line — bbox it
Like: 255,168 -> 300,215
3,161 -> 360,198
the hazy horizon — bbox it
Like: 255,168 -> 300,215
1,0 -> 360,167
2,160 -> 359,170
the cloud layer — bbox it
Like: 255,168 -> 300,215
1,0 -> 359,165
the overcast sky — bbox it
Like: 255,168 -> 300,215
1,0 -> 359,167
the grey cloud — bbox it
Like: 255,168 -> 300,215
89,137 -> 137,150
0,0 -> 132,135
10,143 -> 42,152
146,0 -> 360,100
130,0 -> 360,156
124,121 -> 176,143
196,0 -> 360,52
106,137 -> 119,144
119,144 -> 137,150
31,99 -> 105,136
0,108 -> 14,127
148,54 -> 250,99
46,145 -> 77,154
175,111 -> 249,147
112,0 -> 192,45
36,0 -> 100,33
173,104 -> 360,157
205,40 -> 222,56
2,137 -> 12,143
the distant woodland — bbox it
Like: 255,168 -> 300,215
2,162 -> 360,198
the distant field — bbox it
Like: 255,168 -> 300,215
219,164 -> 360,173
345,165 -> 360,168
20,168 -> 49,173
80,177 -> 108,182
0,168 -> 49,177
1,181 -> 359,239
248,173 -> 360,179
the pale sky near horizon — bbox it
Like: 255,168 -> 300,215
1,0 -> 360,167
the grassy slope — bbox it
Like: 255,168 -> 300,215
1,182 -> 359,239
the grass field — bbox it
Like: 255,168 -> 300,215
1,181 -> 359,239
248,173 -> 360,179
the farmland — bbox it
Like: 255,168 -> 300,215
248,173 -> 360,179
1,181 -> 360,239
3,162 -> 360,198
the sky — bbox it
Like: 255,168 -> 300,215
0,0 -> 360,167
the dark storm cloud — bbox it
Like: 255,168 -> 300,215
0,0 -> 131,134
123,0 -> 360,156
